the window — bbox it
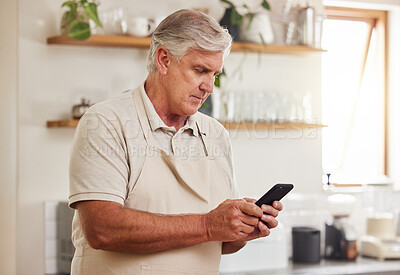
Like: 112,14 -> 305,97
321,7 -> 387,185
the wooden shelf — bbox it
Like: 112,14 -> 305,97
47,35 -> 151,49
47,119 -> 80,128
47,35 -> 325,55
46,35 -> 325,130
231,42 -> 325,55
46,119 -> 326,130
221,121 -> 326,130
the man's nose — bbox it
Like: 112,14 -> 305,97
200,76 -> 214,93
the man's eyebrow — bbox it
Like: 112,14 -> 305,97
194,65 -> 210,71
194,65 -> 222,74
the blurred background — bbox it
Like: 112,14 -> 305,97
1,0 -> 400,274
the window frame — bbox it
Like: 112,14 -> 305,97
323,6 -> 388,176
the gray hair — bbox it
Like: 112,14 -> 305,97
146,9 -> 232,72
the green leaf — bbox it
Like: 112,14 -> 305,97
214,67 -> 226,88
246,13 -> 255,30
68,20 -> 78,29
84,3 -> 102,27
220,0 -> 235,8
214,75 -> 221,88
242,4 -> 250,13
62,1 -> 77,22
220,0 -> 243,26
68,20 -> 91,40
71,2 -> 77,15
62,1 -> 77,12
261,0 -> 270,10
259,32 -> 266,45
230,9 -> 242,26
65,11 -> 73,22
201,101 -> 210,109
61,1 -> 74,8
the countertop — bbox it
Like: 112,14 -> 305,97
221,257 -> 400,275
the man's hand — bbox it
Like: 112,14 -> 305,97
203,199 -> 264,242
241,198 -> 283,240
219,198 -> 283,254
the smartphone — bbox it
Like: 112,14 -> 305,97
255,183 -> 294,207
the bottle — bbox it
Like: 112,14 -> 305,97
297,5 -> 315,46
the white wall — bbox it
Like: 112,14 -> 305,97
0,0 -> 18,274
15,0 -> 323,274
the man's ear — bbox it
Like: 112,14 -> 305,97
156,46 -> 170,75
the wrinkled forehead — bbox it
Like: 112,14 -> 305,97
181,49 -> 224,70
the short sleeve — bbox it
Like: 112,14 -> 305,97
69,111 -> 130,208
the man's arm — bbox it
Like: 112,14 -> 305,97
75,198 -> 267,254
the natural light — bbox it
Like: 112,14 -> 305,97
321,18 -> 385,185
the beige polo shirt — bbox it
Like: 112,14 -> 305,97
69,83 -> 237,208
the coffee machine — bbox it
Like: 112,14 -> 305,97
325,194 -> 358,260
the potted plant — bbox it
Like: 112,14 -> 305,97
219,0 -> 273,44
220,0 -> 270,27
60,0 -> 103,40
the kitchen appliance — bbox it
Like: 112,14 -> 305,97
366,215 -> 395,238
360,181 -> 400,260
360,214 -> 400,260
219,223 -> 288,273
292,227 -> 320,263
325,194 -> 358,260
360,236 -> 400,260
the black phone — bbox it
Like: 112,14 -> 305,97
255,183 -> 294,207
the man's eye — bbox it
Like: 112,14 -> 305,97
196,69 -> 204,74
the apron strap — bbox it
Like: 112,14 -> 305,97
133,87 -> 159,149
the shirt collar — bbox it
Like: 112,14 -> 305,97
139,82 -> 199,137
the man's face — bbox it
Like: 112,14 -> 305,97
163,49 -> 224,117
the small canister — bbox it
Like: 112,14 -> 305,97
292,227 -> 321,263
72,97 -> 92,119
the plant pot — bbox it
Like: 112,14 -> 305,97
240,13 -> 274,44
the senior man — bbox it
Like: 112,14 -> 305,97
69,9 -> 283,274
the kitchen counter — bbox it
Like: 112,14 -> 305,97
221,257 -> 400,275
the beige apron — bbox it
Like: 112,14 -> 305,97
71,88 -> 235,274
